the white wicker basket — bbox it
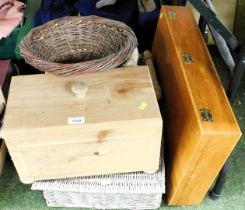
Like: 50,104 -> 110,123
42,192 -> 163,209
32,158 -> 165,209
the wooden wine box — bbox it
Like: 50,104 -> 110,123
1,66 -> 162,184
152,6 -> 242,205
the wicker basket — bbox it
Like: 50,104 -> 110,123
43,192 -> 163,209
20,16 -> 138,76
32,159 -> 165,209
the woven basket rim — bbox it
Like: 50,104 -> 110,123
22,16 -> 134,65
20,15 -> 138,75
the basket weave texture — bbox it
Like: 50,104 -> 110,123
20,16 -> 138,75
43,192 -> 163,209
32,158 -> 165,209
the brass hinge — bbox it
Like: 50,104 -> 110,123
168,10 -> 176,19
200,108 -> 213,122
182,53 -> 193,64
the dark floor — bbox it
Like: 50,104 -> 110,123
0,1 -> 245,210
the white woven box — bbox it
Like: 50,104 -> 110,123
32,158 -> 165,209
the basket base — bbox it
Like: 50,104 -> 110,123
44,191 -> 163,210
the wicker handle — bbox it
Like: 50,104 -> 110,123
70,82 -> 88,98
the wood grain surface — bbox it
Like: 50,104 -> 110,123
152,6 -> 241,205
1,66 -> 163,183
